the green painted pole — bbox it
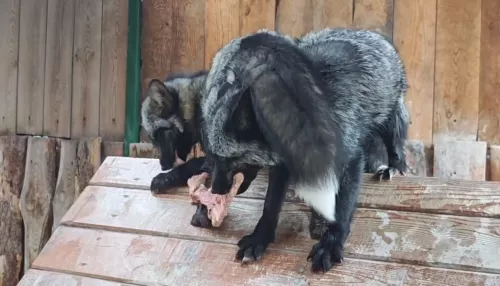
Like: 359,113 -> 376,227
123,0 -> 142,156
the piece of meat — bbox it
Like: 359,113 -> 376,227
187,172 -> 244,227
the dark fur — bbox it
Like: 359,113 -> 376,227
200,28 -> 408,273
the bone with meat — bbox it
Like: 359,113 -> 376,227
187,172 -> 244,227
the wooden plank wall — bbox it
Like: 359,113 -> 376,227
0,0 -> 128,143
0,135 -> 104,285
140,0 -> 500,181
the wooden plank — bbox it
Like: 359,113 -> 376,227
489,146 -> 500,182
0,136 -> 27,286
275,0 -> 313,37
101,141 -> 123,161
71,0 -> 103,139
129,142 -> 159,158
140,0 -> 173,142
239,0 -> 276,36
17,0 -> 48,135
99,0 -> 128,141
19,137 -> 57,273
404,140 -> 427,177
75,138 -> 102,197
478,0 -> 500,145
52,139 -> 78,232
33,226 -> 500,285
433,0 -> 481,143
393,0 -> 436,146
0,0 -> 20,135
43,0 -> 75,138
353,0 -> 393,39
433,140 -> 487,181
18,269 -> 135,286
170,0 -> 205,72
204,0 -> 241,69
62,186 -> 500,272
312,0 -> 353,30
90,156 -> 500,218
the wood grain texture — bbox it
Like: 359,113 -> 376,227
204,0 -> 241,68
52,139 -> 78,233
141,0 -> 173,95
170,0 -> 205,72
140,0 -> 174,142
433,0 -> 481,143
72,0 -> 103,138
0,136 -> 27,286
101,141 -> 123,161
478,0 -> 500,145
129,142 -> 160,158
18,269 -> 135,286
433,140 -> 487,181
99,0 -> 128,141
393,0 -> 436,145
353,0 -> 393,39
62,185 -> 500,271
404,140 -> 427,177
43,0 -> 75,138
90,157 -> 500,218
19,137 -> 57,273
0,0 -> 20,135
17,0 -> 48,135
312,0 -> 353,30
276,0 -> 313,37
75,138 -> 102,197
239,0 -> 275,36
33,226 -> 500,285
489,146 -> 500,182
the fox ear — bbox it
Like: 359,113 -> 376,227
147,79 -> 179,113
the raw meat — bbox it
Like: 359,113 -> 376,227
187,172 -> 244,227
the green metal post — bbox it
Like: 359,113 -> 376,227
123,0 -> 142,156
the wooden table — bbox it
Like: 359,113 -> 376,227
18,156 -> 500,285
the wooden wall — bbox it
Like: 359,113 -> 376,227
141,0 -> 500,180
0,0 -> 129,142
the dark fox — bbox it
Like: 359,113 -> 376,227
200,28 -> 408,273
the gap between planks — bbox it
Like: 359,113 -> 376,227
59,185 -> 500,275
88,157 -> 500,219
33,225 -> 500,286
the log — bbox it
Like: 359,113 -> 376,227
75,138 -> 102,196
52,139 -> 78,232
19,136 -> 57,273
0,136 -> 28,286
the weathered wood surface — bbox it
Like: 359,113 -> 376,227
99,0 -> 128,141
62,186 -> 500,272
52,140 -> 78,232
129,142 -> 160,158
17,0 -> 47,135
353,0 -> 394,39
19,137 -> 57,273
0,136 -> 27,286
239,0 -> 275,36
433,0 -> 481,143
312,0 -> 353,30
18,269 -> 134,286
490,146 -> 500,182
32,226 -> 500,286
75,138 -> 102,197
393,0 -> 436,146
276,0 -> 312,37
90,157 -> 500,218
0,0 -> 20,135
204,0 -> 240,69
43,0 -> 74,138
404,140 -> 427,177
433,140 -> 487,181
30,156 -> 500,285
71,0 -> 103,139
